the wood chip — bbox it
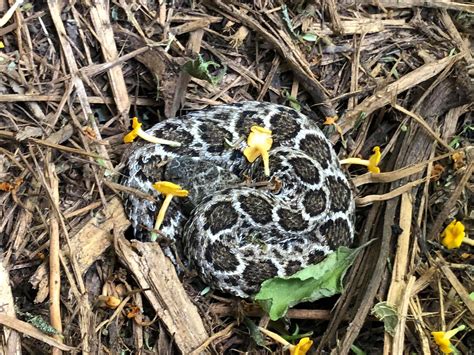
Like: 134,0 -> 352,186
115,236 -> 209,354
30,197 -> 130,303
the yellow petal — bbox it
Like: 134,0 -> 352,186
432,332 -> 453,354
123,130 -> 138,143
247,126 -> 273,151
244,126 -> 273,176
431,325 -> 465,354
243,146 -> 260,163
323,116 -> 337,125
152,182 -> 189,232
290,337 -> 313,355
123,117 -> 142,143
152,181 -> 189,197
441,220 -> 465,249
131,117 -> 142,130
368,146 -> 381,173
105,296 -> 121,309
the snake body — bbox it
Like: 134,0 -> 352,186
122,101 -> 355,297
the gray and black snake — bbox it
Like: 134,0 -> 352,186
122,101 -> 355,297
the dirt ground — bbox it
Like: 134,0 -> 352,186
0,1 -> 473,354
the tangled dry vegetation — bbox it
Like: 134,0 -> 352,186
0,1 -> 473,354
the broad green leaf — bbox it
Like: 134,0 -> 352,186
469,292 -> 474,301
183,55 -> 225,85
255,246 -> 359,320
371,301 -> 398,336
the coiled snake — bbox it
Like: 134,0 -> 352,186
122,102 -> 354,297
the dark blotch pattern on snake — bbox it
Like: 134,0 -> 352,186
122,102 -> 355,297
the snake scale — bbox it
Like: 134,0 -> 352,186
122,101 -> 355,297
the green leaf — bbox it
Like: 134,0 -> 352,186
22,312 -> 60,336
96,158 -> 113,177
351,344 -> 367,355
371,301 -> 398,336
469,292 -> 474,301
287,96 -> 301,111
21,3 -> 33,11
255,246 -> 359,320
280,5 -> 297,37
244,318 -> 269,349
200,286 -> 211,296
284,331 -> 313,342
301,33 -> 318,42
7,61 -> 17,71
183,54 -> 226,85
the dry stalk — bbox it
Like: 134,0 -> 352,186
46,163 -> 63,352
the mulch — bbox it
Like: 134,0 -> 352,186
0,1 -> 473,354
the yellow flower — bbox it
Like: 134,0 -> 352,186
97,295 -> 121,309
124,117 -> 181,146
368,146 -> 381,173
441,220 -> 465,249
258,327 -> 313,355
323,115 -> 343,135
0,41 -> 4,49
105,296 -> 121,309
243,126 -> 273,176
290,337 -> 313,355
152,181 -> 189,232
340,146 -> 382,173
432,325 -> 465,354
323,116 -> 337,125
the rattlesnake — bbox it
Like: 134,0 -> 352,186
122,101 -> 355,298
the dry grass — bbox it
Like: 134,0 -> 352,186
0,1 -> 473,354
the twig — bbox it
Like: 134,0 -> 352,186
429,162 -> 473,241
356,178 -> 426,206
0,94 -> 156,106
46,163 -> 63,353
47,0 -> 113,171
391,103 -> 453,151
356,0 -> 474,13
0,315 -> 74,351
0,130 -> 108,160
437,256 -> 474,315
336,54 -> 462,141
384,193 -> 413,354
351,149 -> 464,187
208,0 -> 336,117
0,0 -> 23,27
88,0 -> 130,119
190,322 -> 235,355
